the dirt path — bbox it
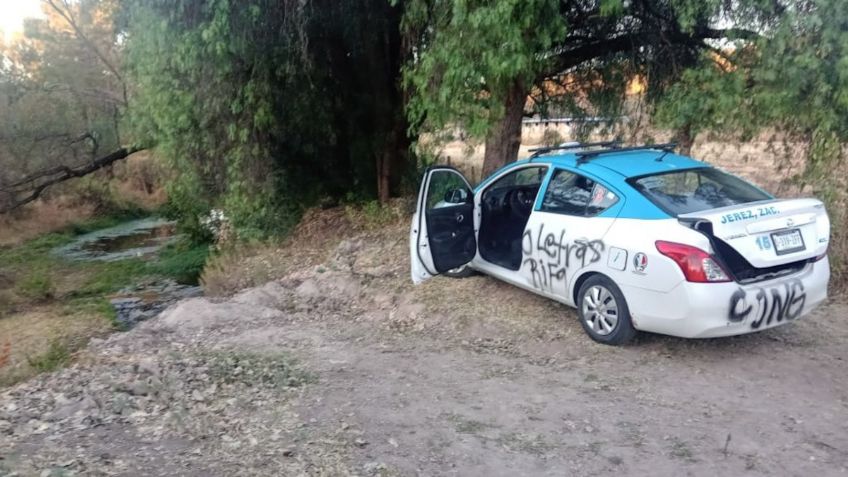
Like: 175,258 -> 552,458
2,236 -> 847,476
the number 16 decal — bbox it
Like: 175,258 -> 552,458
755,235 -> 772,251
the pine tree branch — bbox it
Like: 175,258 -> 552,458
545,27 -> 759,78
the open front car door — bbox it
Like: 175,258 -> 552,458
410,167 -> 477,284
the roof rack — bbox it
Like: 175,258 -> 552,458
528,140 -> 621,158
575,142 -> 677,163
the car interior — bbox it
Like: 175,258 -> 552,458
478,166 -> 548,270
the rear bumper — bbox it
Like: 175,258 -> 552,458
622,257 -> 829,338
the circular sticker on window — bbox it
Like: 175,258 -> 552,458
590,185 -> 607,206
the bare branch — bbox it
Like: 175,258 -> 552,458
0,146 -> 144,214
43,0 -> 128,105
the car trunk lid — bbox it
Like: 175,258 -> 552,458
678,198 -> 829,269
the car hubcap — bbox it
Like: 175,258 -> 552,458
582,285 -> 619,336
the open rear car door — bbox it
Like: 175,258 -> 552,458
410,167 -> 477,284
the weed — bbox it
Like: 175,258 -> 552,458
67,298 -> 123,330
27,339 -> 71,373
15,271 -> 55,302
0,290 -> 14,315
76,260 -> 147,296
669,437 -> 696,462
202,351 -> 313,388
151,242 -> 210,285
344,200 -> 402,229
496,432 -> 556,455
0,341 -> 11,369
443,412 -> 497,435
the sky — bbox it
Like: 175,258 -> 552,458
0,0 -> 45,40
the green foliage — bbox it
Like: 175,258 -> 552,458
124,0 -> 411,239
400,0 -> 790,168
654,0 -> 848,288
150,242 -> 210,285
75,260 -> 148,297
27,339 -> 71,373
403,0 -> 567,137
15,270 -> 55,302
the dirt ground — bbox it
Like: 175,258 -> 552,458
1,218 -> 846,476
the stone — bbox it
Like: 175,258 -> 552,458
110,297 -> 142,307
48,395 -> 98,421
232,282 -> 289,309
127,381 -> 151,397
157,298 -> 285,330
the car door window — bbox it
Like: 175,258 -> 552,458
426,169 -> 471,210
541,169 -> 619,216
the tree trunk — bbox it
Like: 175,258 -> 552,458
482,79 -> 527,178
377,118 -> 411,203
676,123 -> 694,156
377,149 -> 391,204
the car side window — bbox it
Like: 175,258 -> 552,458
487,166 -> 547,190
541,169 -> 619,216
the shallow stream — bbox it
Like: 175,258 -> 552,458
51,217 -> 203,328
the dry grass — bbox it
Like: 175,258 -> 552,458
0,201 -> 96,247
110,151 -> 169,210
0,305 -> 110,386
202,199 -> 412,296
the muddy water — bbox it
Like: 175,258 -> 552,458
52,217 -> 203,328
52,217 -> 178,262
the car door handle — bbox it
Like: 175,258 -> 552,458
456,214 -> 464,223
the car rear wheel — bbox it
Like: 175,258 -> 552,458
577,275 -> 637,345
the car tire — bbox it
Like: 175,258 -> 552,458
576,275 -> 637,345
444,264 -> 475,279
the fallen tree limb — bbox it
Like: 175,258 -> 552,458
0,146 -> 145,214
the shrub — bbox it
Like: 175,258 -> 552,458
15,271 -> 55,302
27,339 -> 70,373
151,242 -> 210,285
541,128 -> 565,147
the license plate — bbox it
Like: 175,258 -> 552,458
771,229 -> 805,255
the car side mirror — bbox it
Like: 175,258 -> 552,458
444,188 -> 470,204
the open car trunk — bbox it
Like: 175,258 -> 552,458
679,198 -> 829,283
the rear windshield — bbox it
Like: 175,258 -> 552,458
628,168 -> 771,215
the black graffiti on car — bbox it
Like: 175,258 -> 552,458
521,224 -> 605,290
727,278 -> 806,329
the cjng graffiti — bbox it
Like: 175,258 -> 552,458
521,224 -> 605,291
727,279 -> 806,329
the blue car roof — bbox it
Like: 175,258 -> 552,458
540,149 -> 708,179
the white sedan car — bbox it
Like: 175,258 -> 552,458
410,143 -> 830,345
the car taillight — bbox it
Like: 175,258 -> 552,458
655,241 -> 731,283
